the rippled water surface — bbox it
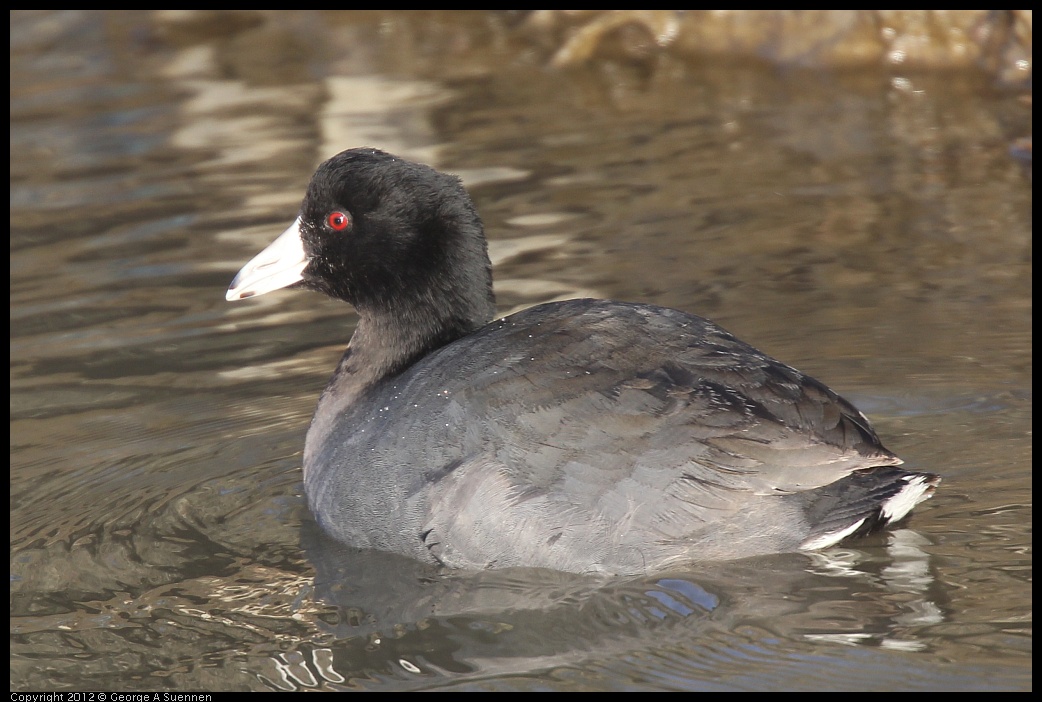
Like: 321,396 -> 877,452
11,11 -> 1031,691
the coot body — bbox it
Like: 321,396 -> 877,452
227,148 -> 938,575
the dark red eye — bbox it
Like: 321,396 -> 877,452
327,211 -> 350,231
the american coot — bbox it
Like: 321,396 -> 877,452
227,148 -> 939,575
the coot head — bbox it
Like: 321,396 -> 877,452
228,148 -> 495,363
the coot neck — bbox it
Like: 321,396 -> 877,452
339,255 -> 496,392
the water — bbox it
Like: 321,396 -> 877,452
10,10 -> 1031,691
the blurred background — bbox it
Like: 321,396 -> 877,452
10,11 -> 1031,691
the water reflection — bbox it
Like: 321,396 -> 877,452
274,524 -> 949,690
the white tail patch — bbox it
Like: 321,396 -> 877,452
800,518 -> 867,551
881,474 -> 936,523
799,474 -> 938,552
